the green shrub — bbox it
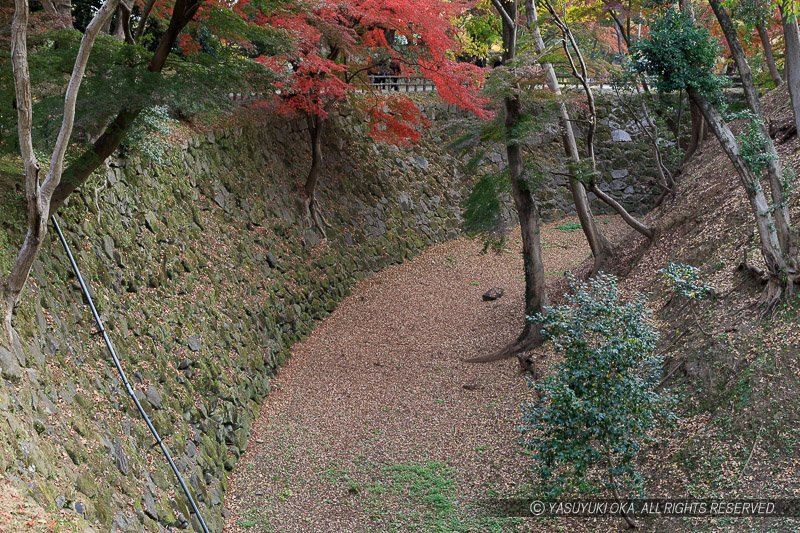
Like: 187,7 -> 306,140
660,262 -> 713,300
122,106 -> 178,165
523,274 -> 673,499
633,9 -> 728,102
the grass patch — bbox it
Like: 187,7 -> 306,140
356,460 -> 522,532
555,221 -> 582,232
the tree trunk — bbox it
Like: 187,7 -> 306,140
680,0 -> 706,165
683,99 -> 706,162
110,6 -> 125,39
529,0 -> 613,274
781,5 -> 800,137
756,21 -> 782,85
303,114 -> 328,237
504,94 -> 548,350
710,0 -> 792,255
687,88 -> 794,303
470,0 -> 547,361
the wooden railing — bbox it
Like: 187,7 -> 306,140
368,75 -> 436,93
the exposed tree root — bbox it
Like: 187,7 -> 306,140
464,326 -> 545,363
303,194 -> 331,239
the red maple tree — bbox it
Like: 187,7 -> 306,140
251,0 -> 492,234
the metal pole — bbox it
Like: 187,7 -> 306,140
51,215 -> 211,533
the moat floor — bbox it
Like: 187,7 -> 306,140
224,216 -> 625,532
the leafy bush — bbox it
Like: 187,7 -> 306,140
735,114 -> 776,176
660,262 -> 713,300
522,274 -> 673,498
122,106 -> 178,165
633,9 -> 728,102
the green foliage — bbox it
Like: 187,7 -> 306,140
556,221 -> 582,232
781,166 -> 796,199
121,106 -> 178,164
633,9 -> 728,101
455,5 -> 502,61
731,113 -> 776,176
523,274 -> 673,499
463,171 -> 507,238
660,262 -> 713,300
567,158 -> 599,186
0,25 -> 279,156
730,0 -> 769,29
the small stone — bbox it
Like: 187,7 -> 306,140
611,129 -> 632,142
144,211 -> 159,232
266,252 -> 277,269
610,169 -> 629,179
177,359 -> 192,370
112,438 -> 129,475
213,181 -> 230,209
0,346 -> 23,382
102,235 -> 116,259
142,492 -> 158,520
412,155 -> 429,170
463,382 -> 482,391
145,385 -> 163,409
74,501 -> 86,517
482,287 -> 504,301
187,336 -> 202,352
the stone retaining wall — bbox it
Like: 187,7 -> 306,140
0,111 -> 465,531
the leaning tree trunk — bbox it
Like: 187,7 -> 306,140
528,0 -> 613,274
303,113 -> 329,237
781,5 -> 800,137
756,20 -> 782,85
687,88 -> 795,305
710,0 -> 792,255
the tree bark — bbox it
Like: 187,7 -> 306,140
680,0 -> 706,165
709,0 -> 792,255
687,88 -> 794,303
3,0 -> 120,348
491,0 -> 548,356
590,182 -> 654,238
683,99 -> 706,162
507,96 -> 548,321
756,20 -> 782,85
528,0 -> 613,274
781,5 -> 800,137
49,0 -> 201,215
303,114 -> 328,237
